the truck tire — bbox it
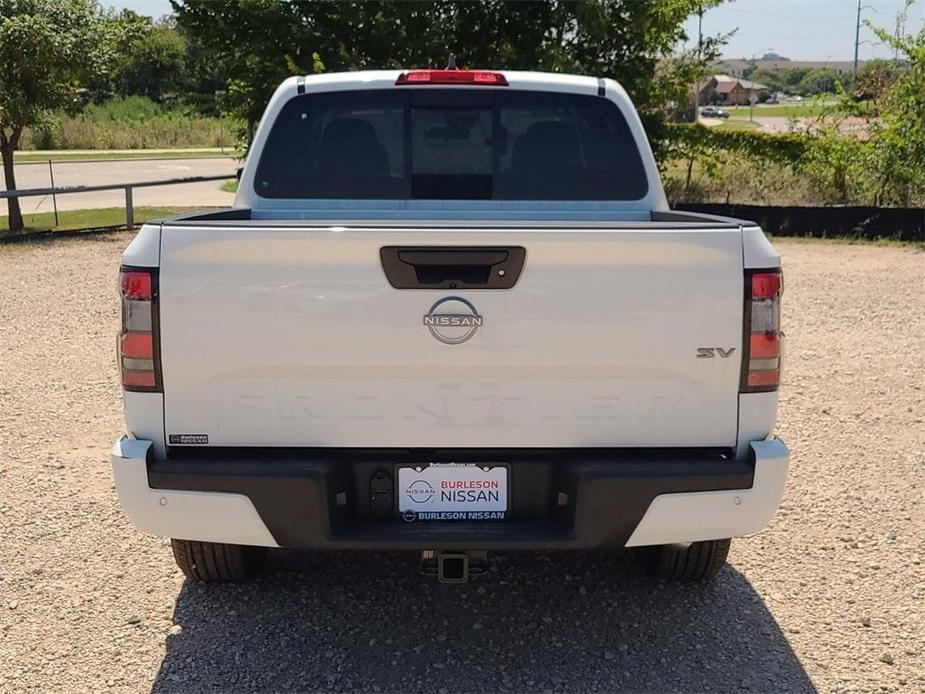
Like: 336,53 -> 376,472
635,538 -> 731,582
170,539 -> 267,583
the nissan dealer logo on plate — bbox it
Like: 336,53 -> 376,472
423,296 -> 482,345
398,464 -> 508,521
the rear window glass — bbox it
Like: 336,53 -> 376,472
254,89 -> 648,200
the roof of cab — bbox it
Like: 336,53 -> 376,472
280,70 -> 607,98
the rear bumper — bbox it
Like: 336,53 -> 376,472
110,438 -> 789,550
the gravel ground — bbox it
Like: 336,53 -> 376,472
0,233 -> 922,693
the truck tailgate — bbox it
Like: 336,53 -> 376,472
158,225 -> 743,448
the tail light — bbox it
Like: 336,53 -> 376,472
742,270 -> 783,392
395,70 -> 508,86
119,267 -> 161,391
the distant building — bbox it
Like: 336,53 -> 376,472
715,58 -> 858,76
695,74 -> 768,106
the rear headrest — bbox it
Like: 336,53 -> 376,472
525,121 -> 580,148
511,120 -> 581,172
321,118 -> 380,146
317,118 -> 389,177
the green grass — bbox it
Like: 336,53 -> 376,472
725,103 -> 829,118
713,119 -> 761,132
220,180 -> 239,194
15,150 -> 241,163
0,206 -> 201,234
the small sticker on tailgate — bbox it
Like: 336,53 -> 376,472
168,434 -> 209,445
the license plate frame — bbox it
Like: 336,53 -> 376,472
395,462 -> 510,521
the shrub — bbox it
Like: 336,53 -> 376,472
665,124 -> 809,167
19,96 -> 237,150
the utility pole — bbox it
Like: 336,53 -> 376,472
854,1 -> 876,73
698,6 -> 703,67
854,0 -> 862,73
694,3 -> 703,122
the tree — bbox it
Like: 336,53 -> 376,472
0,0 -> 110,231
749,67 -> 784,94
851,59 -> 901,105
118,20 -> 188,102
80,8 -> 149,98
173,0 -> 727,156
864,20 -> 925,205
781,67 -> 810,91
795,3 -> 924,207
795,68 -> 838,97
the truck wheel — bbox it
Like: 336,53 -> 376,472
635,538 -> 731,582
170,539 -> 267,583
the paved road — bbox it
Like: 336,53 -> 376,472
753,117 -> 800,134
700,115 -> 793,133
702,115 -> 869,136
1,157 -> 238,216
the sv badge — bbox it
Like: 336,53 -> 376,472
697,347 -> 736,359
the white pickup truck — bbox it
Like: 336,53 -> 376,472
111,69 -> 788,584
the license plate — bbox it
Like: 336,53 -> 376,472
397,463 -> 509,521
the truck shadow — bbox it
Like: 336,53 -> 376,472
152,549 -> 814,693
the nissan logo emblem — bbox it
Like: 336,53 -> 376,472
423,296 -> 483,345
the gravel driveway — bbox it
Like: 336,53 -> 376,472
0,234 -> 922,693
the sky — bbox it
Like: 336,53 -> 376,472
103,0 -> 925,62
683,0 -> 925,61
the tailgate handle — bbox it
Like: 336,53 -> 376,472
380,246 -> 526,289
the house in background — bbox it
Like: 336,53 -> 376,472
716,57 -> 857,77
695,74 -> 769,106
